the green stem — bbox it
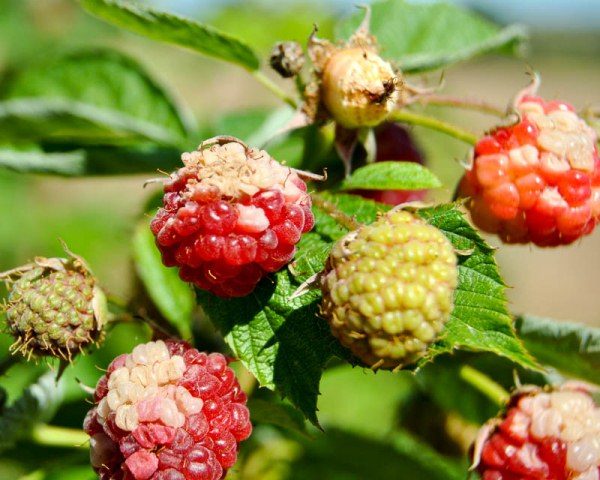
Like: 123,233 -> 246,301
31,424 -> 89,449
389,109 -> 478,146
414,94 -> 505,117
459,365 -> 510,407
251,70 -> 298,109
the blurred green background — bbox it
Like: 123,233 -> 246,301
0,0 -> 598,478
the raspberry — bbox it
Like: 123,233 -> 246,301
150,137 -> 314,298
1,251 -> 107,361
459,95 -> 600,246
84,340 -> 252,480
353,122 -> 427,205
473,384 -> 600,480
269,41 -> 305,78
320,210 -> 458,369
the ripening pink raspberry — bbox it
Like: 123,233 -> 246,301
84,340 -> 252,480
472,384 -> 600,480
150,137 -> 314,298
459,95 -> 600,246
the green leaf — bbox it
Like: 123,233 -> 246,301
0,372 -> 64,453
4,49 -> 192,143
197,268 -> 340,426
79,0 -> 260,70
416,204 -> 536,370
0,145 -> 86,176
515,315 -> 600,385
290,428 -> 465,480
132,219 -> 195,339
335,0 -> 527,73
247,397 -> 307,435
0,144 -> 181,176
0,97 -> 180,146
340,161 -> 441,191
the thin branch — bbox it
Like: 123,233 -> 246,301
411,94 -> 505,117
251,70 -> 299,109
30,424 -> 89,449
460,365 -> 510,407
389,109 -> 478,146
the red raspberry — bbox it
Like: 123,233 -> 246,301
459,95 -> 600,246
84,340 -> 252,480
150,137 -> 314,297
353,122 -> 427,205
472,384 -> 600,480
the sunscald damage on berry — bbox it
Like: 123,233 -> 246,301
473,383 -> 600,480
150,137 -> 314,298
459,94 -> 600,246
320,210 -> 458,369
84,340 -> 252,480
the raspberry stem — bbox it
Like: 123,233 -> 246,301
312,193 -> 363,230
389,109 -> 478,145
30,424 -> 89,449
411,94 -> 506,117
251,70 -> 299,109
459,365 -> 510,407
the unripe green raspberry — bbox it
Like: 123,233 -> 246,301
2,252 -> 107,361
320,210 -> 458,369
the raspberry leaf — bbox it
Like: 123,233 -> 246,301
416,204 -> 537,370
0,372 -> 64,453
515,315 -> 600,385
336,0 -> 527,73
4,49 -> 193,144
340,161 -> 441,191
197,267 -> 340,426
79,0 -> 260,70
132,219 -> 195,339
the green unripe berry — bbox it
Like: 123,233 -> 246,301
2,251 -> 107,361
320,210 -> 458,369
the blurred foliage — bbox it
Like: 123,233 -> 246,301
0,0 -> 599,479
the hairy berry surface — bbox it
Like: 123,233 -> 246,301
84,340 -> 252,480
474,384 -> 600,480
150,138 -> 314,298
320,210 -> 458,369
460,95 -> 600,246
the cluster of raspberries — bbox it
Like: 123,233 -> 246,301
151,137 -> 314,298
84,340 -> 252,480
474,384 -> 600,480
460,95 -> 600,246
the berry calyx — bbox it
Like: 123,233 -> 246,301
1,251 -> 107,361
150,137 -> 314,298
473,383 -> 600,480
84,340 -> 252,480
320,210 -> 458,369
459,94 -> 600,246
